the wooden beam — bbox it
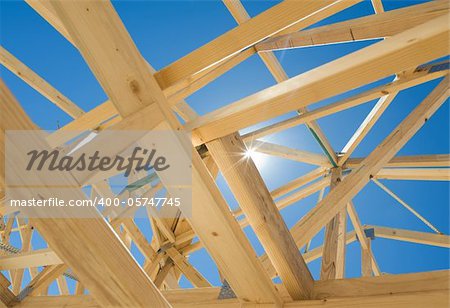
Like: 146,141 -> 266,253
49,1 -> 281,304
313,269 -> 450,299
289,76 -> 449,250
346,154 -> 450,168
22,264 -> 68,297
0,46 -> 84,118
339,88 -> 398,165
347,202 -> 380,276
165,247 -> 211,288
372,179 -> 441,233
271,167 -> 327,199
187,15 -> 450,146
371,0 -> 384,14
361,238 -> 373,277
0,273 -> 15,307
288,290 -> 449,308
236,176 -> 330,228
207,133 -> 313,299
375,168 -> 450,181
241,63 -> 448,142
223,0 -> 338,166
250,141 -> 331,167
366,225 -> 450,248
18,270 -> 449,307
0,80 -> 170,306
155,0 -> 360,89
262,231 -> 358,279
256,1 -> 448,51
0,248 -> 62,270
320,168 -> 346,280
274,176 -> 330,212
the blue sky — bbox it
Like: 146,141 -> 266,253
1,0 -> 449,294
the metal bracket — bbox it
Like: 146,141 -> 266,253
218,279 -> 237,300
364,228 -> 375,240
157,242 -> 174,254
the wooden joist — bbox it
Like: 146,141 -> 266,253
0,46 -> 84,118
155,0 -> 360,89
367,225 -> 450,248
256,1 -> 448,51
15,271 -> 450,307
320,168 -> 346,280
1,79 -> 170,307
48,1 -> 281,304
241,63 -> 448,142
375,168 -> 450,181
187,15 -> 450,146
0,248 -> 62,270
289,76 -> 449,250
346,154 -> 450,168
347,202 -> 380,276
224,0 -> 339,166
207,133 -> 313,299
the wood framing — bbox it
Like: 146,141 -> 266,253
1,0 -> 449,306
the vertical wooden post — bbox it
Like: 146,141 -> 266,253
320,167 -> 346,280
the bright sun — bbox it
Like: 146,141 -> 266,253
244,147 -> 266,167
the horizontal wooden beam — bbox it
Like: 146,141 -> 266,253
346,154 -> 450,168
256,1 -> 449,51
251,141 -> 331,167
367,225 -> 450,248
289,76 -> 449,250
375,168 -> 450,181
155,0 -> 360,89
313,269 -> 450,299
51,1 -> 281,304
0,248 -> 62,270
241,63 -> 448,142
207,133 -> 313,299
187,15 -> 450,146
0,46 -> 84,118
17,271 -> 449,307
1,76 -> 170,307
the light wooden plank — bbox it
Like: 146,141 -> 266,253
250,141 -> 331,167
271,167 -> 326,199
155,0 -> 360,89
0,46 -> 84,118
256,1 -> 448,51
207,133 -> 313,299
223,0 -> 338,166
371,0 -> 384,14
372,179 -> 441,233
367,225 -> 450,248
261,232 -> 358,279
339,89 -> 398,165
0,79 -> 171,307
289,76 -> 449,250
289,290 -> 450,308
320,168 -> 346,280
375,168 -> 450,181
165,247 -> 211,288
187,15 -> 450,146
0,273 -> 15,307
24,264 -> 68,297
347,202 -> 380,276
19,270 -> 449,307
241,64 -> 448,142
0,248 -> 60,271
346,154 -> 450,168
49,1 -> 281,303
313,270 -> 450,299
